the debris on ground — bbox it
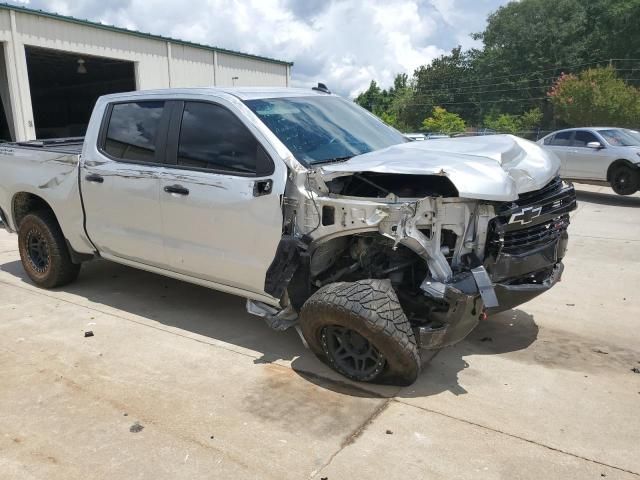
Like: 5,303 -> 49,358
130,422 -> 144,433
566,303 -> 575,307
84,331 -> 94,338
386,430 -> 393,435
632,368 -> 640,374
480,337 -> 493,342
593,349 -> 609,355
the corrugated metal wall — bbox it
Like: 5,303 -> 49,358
0,7 -> 290,141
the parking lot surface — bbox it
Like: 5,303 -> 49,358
1,184 -> 639,479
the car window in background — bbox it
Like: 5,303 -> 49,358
245,96 -> 407,165
103,101 -> 165,163
599,129 -> 640,147
624,129 -> 640,143
573,130 -> 599,147
549,131 -> 573,146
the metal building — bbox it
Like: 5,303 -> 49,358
0,3 -> 292,142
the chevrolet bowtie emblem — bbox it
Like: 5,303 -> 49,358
509,206 -> 542,225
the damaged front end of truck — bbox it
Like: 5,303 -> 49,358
252,133 -> 577,385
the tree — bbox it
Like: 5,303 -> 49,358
353,0 -> 640,130
484,112 -> 521,134
473,0 -> 640,122
484,107 -> 543,134
548,67 -> 640,126
354,80 -> 387,115
412,47 -> 479,126
422,107 -> 466,135
519,107 -> 543,131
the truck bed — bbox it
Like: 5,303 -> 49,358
0,137 -> 90,254
5,137 -> 84,155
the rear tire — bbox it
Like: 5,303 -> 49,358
610,165 -> 638,195
299,279 -> 421,386
18,211 -> 80,288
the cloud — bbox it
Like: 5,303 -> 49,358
11,0 -> 507,97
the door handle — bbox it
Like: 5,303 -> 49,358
85,174 -> 104,184
253,179 -> 273,197
164,185 -> 190,196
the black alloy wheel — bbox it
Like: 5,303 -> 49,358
25,228 -> 50,273
611,166 -> 638,195
321,325 -> 386,381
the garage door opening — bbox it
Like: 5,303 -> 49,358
0,100 -> 9,142
25,46 -> 136,139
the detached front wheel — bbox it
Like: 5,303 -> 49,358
299,279 -> 421,386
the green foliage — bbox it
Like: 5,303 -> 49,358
354,0 -> 640,132
483,113 -> 521,134
519,108 -> 544,131
549,67 -> 640,127
484,107 -> 544,134
422,107 -> 466,135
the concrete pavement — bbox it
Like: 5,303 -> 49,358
0,184 -> 639,479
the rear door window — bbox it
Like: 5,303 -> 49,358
572,130 -> 599,147
549,131 -> 573,146
103,101 -> 166,163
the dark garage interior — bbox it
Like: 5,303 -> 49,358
25,46 -> 136,139
0,101 -> 9,142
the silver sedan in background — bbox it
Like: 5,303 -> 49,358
538,127 -> 640,195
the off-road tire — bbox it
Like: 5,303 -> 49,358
18,211 -> 80,288
299,279 -> 421,386
610,165 -> 638,195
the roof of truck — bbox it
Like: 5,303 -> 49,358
101,87 -> 334,102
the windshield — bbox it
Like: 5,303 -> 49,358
624,129 -> 640,143
599,129 -> 640,147
244,96 -> 407,165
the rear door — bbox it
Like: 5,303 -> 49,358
158,99 -> 286,296
567,130 -> 609,180
81,100 -> 169,267
545,131 -> 574,177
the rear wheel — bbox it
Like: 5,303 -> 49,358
299,279 -> 421,386
610,165 -> 638,195
18,211 -> 80,288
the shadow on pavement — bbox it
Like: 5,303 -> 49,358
292,308 -> 538,399
1,257 -> 538,399
575,189 -> 640,208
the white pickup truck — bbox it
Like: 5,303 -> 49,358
0,87 -> 576,385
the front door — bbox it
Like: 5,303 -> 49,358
82,100 -> 169,268
567,130 -> 609,180
546,130 -> 574,177
158,100 -> 285,296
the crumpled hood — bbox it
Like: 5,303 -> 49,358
320,135 -> 560,201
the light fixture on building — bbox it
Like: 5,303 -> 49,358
232,76 -> 239,86
77,58 -> 87,74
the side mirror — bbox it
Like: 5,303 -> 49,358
587,141 -> 603,149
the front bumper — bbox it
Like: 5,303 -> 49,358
415,260 -> 564,352
492,262 -> 563,313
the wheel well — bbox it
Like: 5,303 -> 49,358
606,160 -> 635,182
12,192 -> 57,229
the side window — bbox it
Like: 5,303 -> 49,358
544,135 -> 554,145
103,101 -> 165,163
177,102 -> 260,174
573,130 -> 599,147
549,131 -> 572,146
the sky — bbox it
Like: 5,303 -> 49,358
8,0 -> 510,97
